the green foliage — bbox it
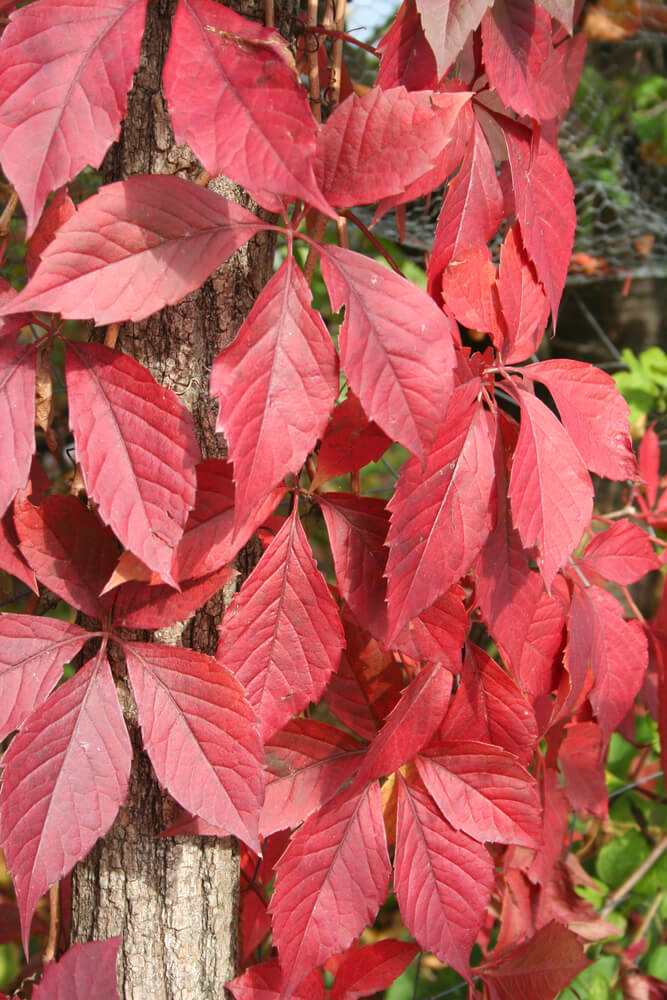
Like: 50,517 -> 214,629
613,346 -> 667,430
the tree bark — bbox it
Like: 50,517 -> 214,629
70,2 -> 297,996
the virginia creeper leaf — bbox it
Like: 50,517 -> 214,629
559,721 -> 608,819
331,940 -> 420,1000
227,958 -> 326,1000
112,565 -> 236,629
270,783 -> 391,997
124,641 -> 264,851
376,0 -> 438,92
638,423 -> 660,509
394,776 -> 494,979
320,245 -> 456,464
164,0 -> 333,217
217,507 -> 344,741
0,338 -> 35,519
388,585 -> 469,667
310,392 -> 391,490
0,0 -> 148,235
26,187 -> 76,278
536,0 -> 576,31
0,506 -> 37,593
496,225 -> 550,364
415,0 -> 494,77
1,176 -> 268,324
509,386 -> 593,588
32,938 -> 121,1000
0,653 -> 131,952
211,256 -> 338,521
578,521 -> 660,585
66,341 -> 200,584
480,921 -> 590,1000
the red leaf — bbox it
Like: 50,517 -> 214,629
311,392 -> 391,490
639,424 -> 660,509
217,507 -> 344,741
427,117 -> 504,301
33,938 -> 121,1000
260,718 -> 364,837
441,644 -> 538,766
415,0 -> 494,77
164,0 -> 332,217
66,341 -> 200,584
227,958 -> 326,1000
501,121 -> 576,319
172,459 -> 284,582
112,565 -> 236,629
25,188 -> 76,278
270,783 -> 391,997
0,614 -> 89,741
523,359 -> 638,481
1,176 -> 268,323
578,521 -> 660,585
440,246 -> 500,337
15,495 -> 119,619
353,664 -> 453,789
559,721 -> 608,819
388,585 -> 469,667
536,0 -> 576,31
0,338 -> 35,518
211,256 -> 338,520
0,654 -> 131,951
480,921 -> 589,1000
385,383 -> 496,636
496,225 -> 550,364
320,245 -> 456,464
376,0 -> 438,92
416,740 -> 542,847
0,506 -> 37,592
124,641 -> 264,852
509,386 -> 593,588
0,0 -> 147,235
394,776 -> 494,979
331,939 -> 420,1000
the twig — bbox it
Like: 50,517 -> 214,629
294,21 -> 380,57
0,189 -> 18,236
329,0 -> 347,110
44,883 -> 60,963
336,215 -> 349,249
264,0 -> 274,29
104,323 -> 120,349
306,0 -> 322,124
631,888 -> 665,944
304,213 -> 327,284
609,770 -> 664,799
600,835 -> 667,916
194,169 -> 211,187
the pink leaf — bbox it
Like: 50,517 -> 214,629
331,940 -> 420,1000
376,0 -> 438,92
270,783 -> 391,997
320,245 -> 456,464
523,359 -> 638,481
639,424 -> 660,508
578,521 -> 660,585
0,653 -> 131,952
415,0 -> 494,77
260,718 -> 364,837
496,226 -> 550,364
124,641 -> 264,851
310,392 -> 391,490
218,506 -> 344,741
480,921 -> 589,1000
0,506 -> 37,593
164,0 -> 332,217
388,585 -> 469,667
394,777 -> 494,979
352,663 -> 452,789
172,459 -> 284,582
386,382 -> 496,636
15,495 -> 119,619
0,338 -> 35,518
0,614 -> 89,741
211,256 -> 338,521
66,341 -> 200,584
112,565 -> 236,629
33,938 -> 121,1000
509,386 -> 593,588
416,740 -> 542,847
559,721 -> 608,819
227,958 -> 326,1000
1,176 -> 268,323
26,188 -> 76,278
0,0 -> 147,235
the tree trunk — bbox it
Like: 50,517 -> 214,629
70,2 -> 296,996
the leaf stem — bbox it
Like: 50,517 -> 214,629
341,210 -> 404,274
43,883 -> 60,963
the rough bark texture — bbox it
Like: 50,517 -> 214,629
70,2 -> 297,997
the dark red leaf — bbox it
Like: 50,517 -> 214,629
112,565 -> 236,629
227,958 -> 326,1000
124,641 -> 264,852
388,585 -> 469,667
0,338 -> 35,519
559,721 -> 608,819
1,176 -> 269,323
15,495 -> 119,619
310,392 -> 391,490
270,783 -> 391,997
217,507 -> 344,740
0,504 -> 37,592
211,255 -> 338,520
33,938 -> 121,1000
0,0 -> 147,234
0,653 -> 131,951
376,0 -> 438,92
331,939 -> 420,1000
26,188 -> 76,278
480,921 -> 589,1000
394,776 -> 493,979
320,245 -> 456,464
415,0 -> 494,77
66,341 -> 200,584
0,614 -> 89,741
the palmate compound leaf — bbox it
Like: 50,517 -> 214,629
0,175 -> 269,324
0,652 -> 131,952
385,380 -> 496,638
0,0 -> 147,235
0,614 -> 89,742
394,776 -> 494,980
211,255 -> 338,523
270,782 -> 391,997
32,938 -> 121,1000
66,341 -> 201,584
416,740 -> 542,848
217,506 -> 345,741
165,0 -> 332,217
0,337 -> 35,519
124,642 -> 264,852
508,386 -> 593,589
319,245 -> 456,465
415,0 -> 494,77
